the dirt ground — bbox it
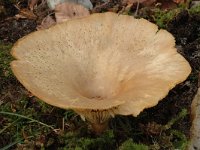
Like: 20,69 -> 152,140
0,0 -> 200,149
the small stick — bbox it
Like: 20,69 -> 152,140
134,0 -> 140,17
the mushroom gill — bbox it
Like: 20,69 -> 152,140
11,12 -> 191,134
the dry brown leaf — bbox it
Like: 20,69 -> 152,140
28,0 -> 40,10
158,0 -> 177,10
122,0 -> 156,6
55,2 -> 90,23
107,4 -> 120,13
118,3 -> 133,15
15,8 -> 37,20
34,0 -> 51,24
173,0 -> 185,4
37,15 -> 56,30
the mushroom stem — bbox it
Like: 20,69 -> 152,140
90,121 -> 109,135
75,109 -> 113,134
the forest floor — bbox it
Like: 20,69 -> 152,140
0,0 -> 200,149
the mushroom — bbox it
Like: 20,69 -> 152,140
11,12 -> 191,134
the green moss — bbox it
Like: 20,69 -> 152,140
58,130 -> 115,150
171,130 -> 188,150
0,96 -> 58,149
150,1 -> 200,29
119,139 -> 148,150
0,41 -> 13,80
152,8 -> 179,28
189,5 -> 200,14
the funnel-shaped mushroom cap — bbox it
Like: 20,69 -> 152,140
11,12 -> 191,116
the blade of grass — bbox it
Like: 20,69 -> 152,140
0,138 -> 22,150
0,118 -> 21,134
0,111 -> 54,129
164,109 -> 188,130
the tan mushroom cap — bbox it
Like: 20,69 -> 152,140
11,12 -> 191,116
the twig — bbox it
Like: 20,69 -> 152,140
134,0 -> 140,17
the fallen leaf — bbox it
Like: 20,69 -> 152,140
47,0 -> 93,10
118,3 -> 133,15
28,0 -> 40,10
107,4 -> 120,13
34,0 -> 51,24
122,0 -> 156,6
37,15 -> 56,30
55,2 -> 90,23
15,8 -> 37,20
91,1 -> 113,13
173,0 -> 185,4
158,0 -> 177,10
